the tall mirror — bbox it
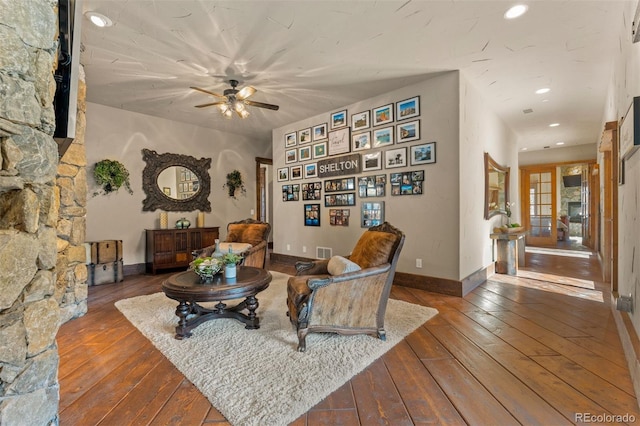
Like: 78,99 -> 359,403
141,149 -> 212,212
484,152 -> 510,219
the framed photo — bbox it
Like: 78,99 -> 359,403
620,96 -> 640,160
358,174 -> 386,198
324,192 -> 356,207
285,132 -> 297,147
330,109 -> 347,129
299,146 -> 312,162
361,201 -> 384,228
304,162 -> 318,179
390,170 -> 424,196
352,131 -> 371,152
163,187 -> 171,196
324,177 -> 355,193
298,128 -> 312,145
351,110 -> 370,131
329,209 -> 350,226
385,147 -> 407,169
302,182 -> 322,200
285,148 -> 297,164
362,151 -> 382,171
313,142 -> 328,159
373,104 -> 393,126
313,123 -> 328,141
304,204 -> 321,226
396,96 -> 420,120
410,142 -> 436,165
290,165 -> 303,180
373,126 -> 394,148
328,127 -> 351,156
396,119 -> 420,143
277,167 -> 289,182
282,184 -> 300,202
180,170 -> 186,181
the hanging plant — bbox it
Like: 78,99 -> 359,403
223,169 -> 246,198
93,159 -> 133,196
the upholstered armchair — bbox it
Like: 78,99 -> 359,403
286,222 -> 405,352
194,218 -> 271,268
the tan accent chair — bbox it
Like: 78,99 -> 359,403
195,218 -> 271,268
286,222 -> 405,352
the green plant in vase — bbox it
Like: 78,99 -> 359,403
221,251 -> 243,279
223,169 -> 246,198
93,159 -> 133,196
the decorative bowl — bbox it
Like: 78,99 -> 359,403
189,257 -> 222,283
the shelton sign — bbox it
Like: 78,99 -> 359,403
317,154 -> 361,178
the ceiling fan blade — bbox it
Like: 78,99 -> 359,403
236,85 -> 256,100
244,99 -> 280,111
194,101 -> 226,108
190,86 -> 226,98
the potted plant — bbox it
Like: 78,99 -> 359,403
221,252 -> 243,278
223,169 -> 246,198
189,257 -> 222,283
93,159 -> 133,195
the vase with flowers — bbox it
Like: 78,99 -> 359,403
221,251 -> 243,278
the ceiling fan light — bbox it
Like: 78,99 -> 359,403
234,101 -> 245,113
223,108 -> 233,119
239,109 -> 250,119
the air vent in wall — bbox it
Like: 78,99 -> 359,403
316,247 -> 332,259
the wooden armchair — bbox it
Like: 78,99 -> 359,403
195,218 -> 271,268
286,222 -> 405,352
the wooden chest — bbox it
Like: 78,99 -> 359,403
88,261 -> 124,286
86,240 -> 123,264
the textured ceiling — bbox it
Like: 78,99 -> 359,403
80,0 -> 626,151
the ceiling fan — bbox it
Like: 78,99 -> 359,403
190,79 -> 279,119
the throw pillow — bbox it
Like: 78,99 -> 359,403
327,255 -> 361,276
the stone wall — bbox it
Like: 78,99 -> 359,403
56,69 -> 88,323
0,1 -> 62,424
560,165 -> 583,237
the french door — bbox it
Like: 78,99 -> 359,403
522,166 -> 557,246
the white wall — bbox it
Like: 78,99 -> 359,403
459,74 -> 519,280
272,73 -> 465,281
85,102 -> 271,265
601,1 -> 640,336
519,144 -> 597,166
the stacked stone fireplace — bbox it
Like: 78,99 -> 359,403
0,1 -> 88,424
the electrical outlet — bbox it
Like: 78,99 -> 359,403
286,244 -> 291,251
250,208 -> 255,215
416,258 -> 423,268
302,246 -> 307,253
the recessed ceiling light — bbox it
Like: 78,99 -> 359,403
556,141 -> 565,145
504,4 -> 529,19
535,88 -> 550,94
521,147 -> 528,151
549,123 -> 560,127
541,99 -> 549,103
85,11 -> 113,27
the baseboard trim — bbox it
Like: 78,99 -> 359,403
123,263 -> 146,276
270,252 -> 489,297
611,294 -> 640,407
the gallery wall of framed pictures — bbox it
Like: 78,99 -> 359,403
279,93 -> 435,227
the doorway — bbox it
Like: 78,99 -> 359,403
521,162 -> 596,250
255,157 -> 273,245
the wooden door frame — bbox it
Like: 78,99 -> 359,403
255,157 -> 272,223
600,121 -> 618,291
520,165 -> 557,246
520,160 -> 598,249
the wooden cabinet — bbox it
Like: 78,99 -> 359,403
146,227 -> 219,274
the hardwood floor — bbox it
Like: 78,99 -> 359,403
57,251 -> 638,425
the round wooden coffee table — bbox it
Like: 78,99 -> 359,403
162,266 -> 272,339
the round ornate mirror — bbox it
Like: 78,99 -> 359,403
141,149 -> 211,212
156,166 -> 201,200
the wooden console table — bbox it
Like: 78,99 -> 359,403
490,231 -> 526,275
145,227 -> 219,274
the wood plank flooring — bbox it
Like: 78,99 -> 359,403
57,250 -> 639,425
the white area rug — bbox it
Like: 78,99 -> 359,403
115,271 -> 438,426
